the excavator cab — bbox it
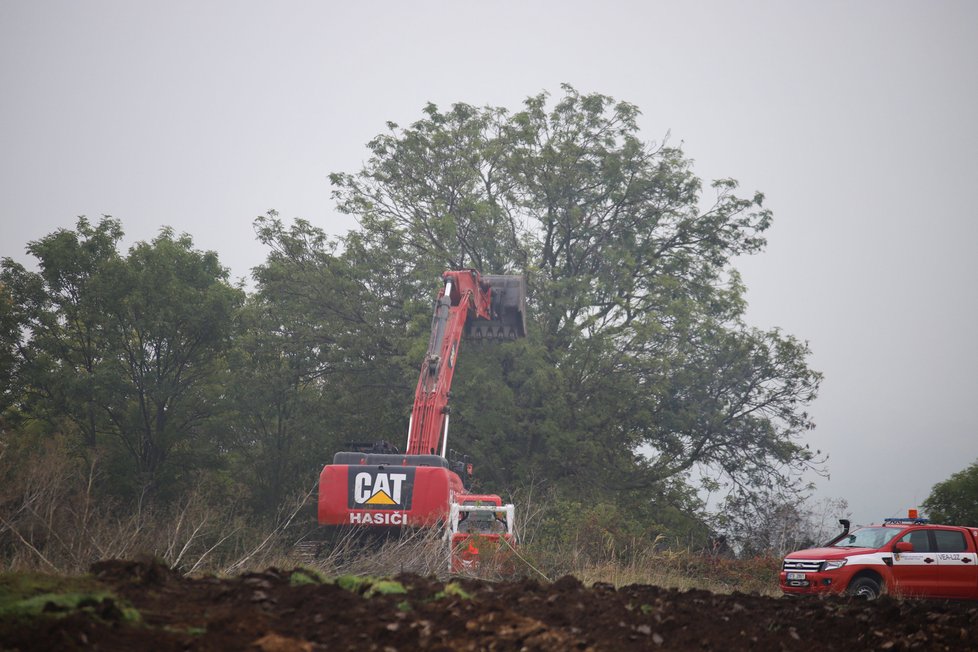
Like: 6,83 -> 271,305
449,501 -> 516,574
465,274 -> 527,341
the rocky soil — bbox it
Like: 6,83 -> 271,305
2,558 -> 977,651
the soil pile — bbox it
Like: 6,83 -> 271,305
2,558 -> 977,651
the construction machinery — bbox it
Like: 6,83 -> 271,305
317,269 -> 526,569
449,497 -> 516,573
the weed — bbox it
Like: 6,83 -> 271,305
0,590 -> 140,623
335,575 -> 372,593
366,580 -> 407,597
288,568 -> 325,586
433,581 -> 473,601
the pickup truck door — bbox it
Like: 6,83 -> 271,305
890,529 -> 940,596
933,528 -> 978,599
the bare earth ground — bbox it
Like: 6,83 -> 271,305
2,559 -> 977,651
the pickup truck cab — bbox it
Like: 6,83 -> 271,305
780,516 -> 978,600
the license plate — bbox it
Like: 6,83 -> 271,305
786,572 -> 806,580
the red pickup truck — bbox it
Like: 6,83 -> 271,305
780,516 -> 978,600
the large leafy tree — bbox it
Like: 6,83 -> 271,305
0,217 -> 123,447
923,459 -> 978,525
328,85 -> 822,526
0,86 -> 823,538
1,218 -> 243,498
100,228 -> 242,494
223,214 -> 425,511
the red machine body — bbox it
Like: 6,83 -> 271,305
317,270 -> 526,532
318,454 -> 465,527
448,496 -> 516,573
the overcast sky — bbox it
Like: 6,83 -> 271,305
2,1 -> 976,527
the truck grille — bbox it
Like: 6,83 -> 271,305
783,559 -> 823,573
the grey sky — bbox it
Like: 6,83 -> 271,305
2,1 -> 976,526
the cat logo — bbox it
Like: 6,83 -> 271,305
348,468 -> 415,510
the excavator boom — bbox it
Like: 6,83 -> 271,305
407,270 -> 527,457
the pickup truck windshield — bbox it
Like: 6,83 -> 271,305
832,527 -> 901,548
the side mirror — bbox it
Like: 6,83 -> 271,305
894,541 -> 913,553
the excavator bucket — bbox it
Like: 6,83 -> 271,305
466,274 -> 527,341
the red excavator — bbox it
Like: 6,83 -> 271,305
317,269 -> 525,569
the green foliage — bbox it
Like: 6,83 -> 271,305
1,218 -> 243,500
335,575 -> 372,593
433,581 -> 472,601
366,579 -> 407,597
329,85 -> 823,531
0,592 -> 140,623
0,573 -> 139,623
0,86 -> 822,547
224,214 -> 430,511
1,217 -> 124,446
923,459 -> 978,525
0,573 -> 98,608
288,568 -> 325,586
526,487 -> 710,562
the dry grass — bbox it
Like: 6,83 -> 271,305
564,552 -> 782,596
0,444 -> 782,595
286,527 -> 452,577
270,530 -> 781,596
0,439 -> 306,575
504,536 -> 781,596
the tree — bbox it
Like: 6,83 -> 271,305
0,217 -> 123,447
1,218 -> 243,499
98,228 -> 243,495
220,213 -> 448,512
327,85 -> 823,531
330,102 -> 529,277
0,280 -> 25,414
923,459 -> 978,525
224,292 -> 332,512
714,492 -> 850,557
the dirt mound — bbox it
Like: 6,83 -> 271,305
2,561 -> 977,650
90,555 -> 182,586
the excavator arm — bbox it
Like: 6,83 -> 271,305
406,270 -> 526,457
317,269 -> 525,532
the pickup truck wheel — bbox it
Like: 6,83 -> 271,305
848,577 -> 882,600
